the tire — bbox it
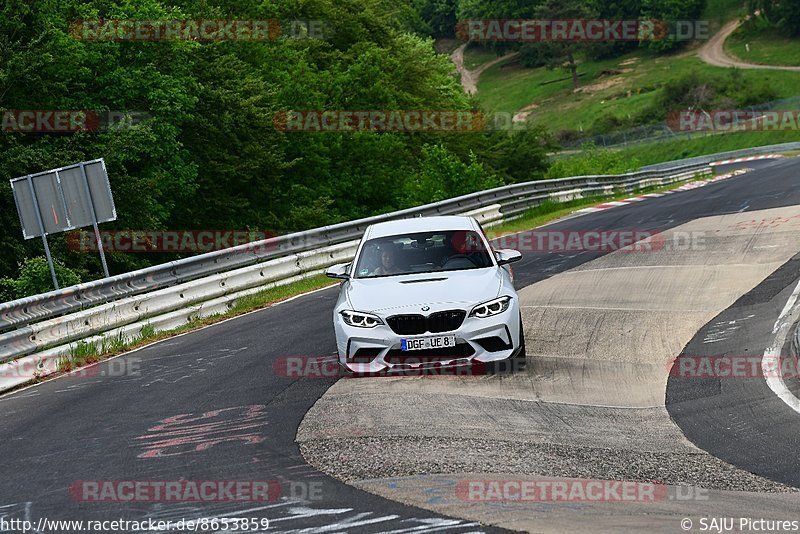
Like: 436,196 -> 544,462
513,313 -> 528,362
511,314 -> 527,371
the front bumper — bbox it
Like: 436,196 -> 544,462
334,302 -> 520,374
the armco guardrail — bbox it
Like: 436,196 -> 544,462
2,149 -> 764,377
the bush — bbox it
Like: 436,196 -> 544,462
401,144 -> 504,207
0,278 -> 17,303
546,144 -> 640,179
518,43 -> 550,68
7,257 -> 81,299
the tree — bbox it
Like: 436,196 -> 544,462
526,0 -> 599,91
401,144 -> 503,207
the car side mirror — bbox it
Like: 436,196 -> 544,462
495,249 -> 522,266
326,263 -> 350,279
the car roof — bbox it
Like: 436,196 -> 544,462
365,216 -> 479,239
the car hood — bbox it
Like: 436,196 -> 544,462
346,268 -> 503,313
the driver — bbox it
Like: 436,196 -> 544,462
441,231 -> 482,267
372,247 -> 400,275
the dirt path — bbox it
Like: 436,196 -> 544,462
698,19 -> 800,71
451,43 -> 519,95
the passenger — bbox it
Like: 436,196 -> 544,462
372,248 -> 400,275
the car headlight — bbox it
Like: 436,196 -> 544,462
469,296 -> 512,318
340,310 -> 384,328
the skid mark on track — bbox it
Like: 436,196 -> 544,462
139,347 -> 249,389
135,405 -> 269,458
703,315 -> 755,344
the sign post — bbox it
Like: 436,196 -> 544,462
24,175 -> 59,290
76,162 -> 110,278
10,159 -> 117,291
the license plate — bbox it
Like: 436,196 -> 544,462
401,335 -> 456,351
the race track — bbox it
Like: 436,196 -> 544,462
3,156 -> 800,533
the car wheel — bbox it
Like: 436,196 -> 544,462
514,315 -> 527,361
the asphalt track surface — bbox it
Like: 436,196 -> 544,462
667,246 -> 800,486
1,156 -> 799,533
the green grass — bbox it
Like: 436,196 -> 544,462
607,130 -> 800,167
477,49 -> 800,134
54,275 -> 336,377
725,27 -> 800,66
463,44 -> 501,70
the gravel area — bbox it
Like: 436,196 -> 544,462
300,436 -> 795,493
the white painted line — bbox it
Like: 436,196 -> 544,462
762,278 -> 800,413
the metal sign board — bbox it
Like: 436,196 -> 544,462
10,159 -> 116,240
10,158 -> 115,289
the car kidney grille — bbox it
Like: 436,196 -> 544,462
387,310 -> 466,335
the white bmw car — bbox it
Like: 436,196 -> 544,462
326,215 -> 525,374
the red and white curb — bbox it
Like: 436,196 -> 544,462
577,168 -> 752,214
578,194 -> 663,213
710,154 -> 784,166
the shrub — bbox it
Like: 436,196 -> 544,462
0,278 -> 17,303
10,257 -> 81,299
546,144 -> 640,178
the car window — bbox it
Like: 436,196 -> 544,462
354,230 -> 493,278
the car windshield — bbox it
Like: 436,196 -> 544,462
354,230 -> 494,278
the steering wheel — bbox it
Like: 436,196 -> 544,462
442,254 -> 476,269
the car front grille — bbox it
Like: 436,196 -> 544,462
387,310 -> 466,335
